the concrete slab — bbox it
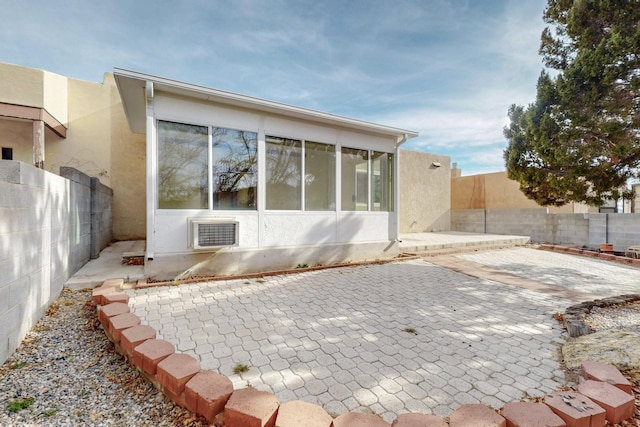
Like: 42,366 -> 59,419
65,240 -> 145,289
399,231 -> 530,253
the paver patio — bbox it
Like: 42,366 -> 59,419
125,248 -> 640,422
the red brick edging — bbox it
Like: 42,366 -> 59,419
538,244 -> 640,267
93,278 -> 638,426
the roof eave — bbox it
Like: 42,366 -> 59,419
113,68 -> 419,140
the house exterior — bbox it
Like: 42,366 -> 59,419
114,69 -> 418,278
1,62 -> 456,281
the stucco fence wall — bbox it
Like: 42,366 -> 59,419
0,161 -> 112,365
451,208 -> 640,251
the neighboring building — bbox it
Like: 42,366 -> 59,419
2,62 -> 457,280
451,171 -> 599,213
0,62 -> 146,240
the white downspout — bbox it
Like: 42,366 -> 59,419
394,134 -> 408,242
145,81 -> 156,260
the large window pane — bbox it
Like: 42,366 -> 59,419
212,128 -> 257,209
305,142 -> 335,211
341,147 -> 369,211
158,121 -> 208,209
266,136 -> 302,210
372,151 -> 393,211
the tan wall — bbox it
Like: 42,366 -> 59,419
399,149 -> 451,232
46,77 -> 111,182
451,171 -> 596,213
0,62 -> 68,124
109,74 -> 146,240
0,63 -> 145,240
0,119 -> 33,163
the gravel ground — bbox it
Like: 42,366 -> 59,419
0,288 -> 208,427
584,301 -> 640,332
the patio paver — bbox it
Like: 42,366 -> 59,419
125,247 -> 640,422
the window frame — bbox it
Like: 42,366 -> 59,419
156,119 -> 258,211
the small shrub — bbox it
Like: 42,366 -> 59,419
44,408 -> 60,417
233,364 -> 250,375
9,361 -> 28,370
7,397 -> 34,413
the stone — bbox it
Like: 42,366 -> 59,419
132,339 -> 175,375
157,353 -> 201,396
501,402 -> 565,427
449,404 -> 506,427
580,361 -> 632,394
275,400 -> 333,427
103,292 -> 130,304
224,387 -> 279,427
184,370 -> 233,423
98,302 -> 130,326
577,380 -> 634,424
391,413 -> 448,427
544,391 -> 606,427
91,284 -> 119,305
107,312 -> 141,342
333,412 -> 391,427
120,325 -> 156,358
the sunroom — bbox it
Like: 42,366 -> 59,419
114,69 -> 418,279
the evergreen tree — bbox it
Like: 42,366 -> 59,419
504,0 -> 640,206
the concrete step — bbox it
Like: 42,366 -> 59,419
402,242 -> 523,257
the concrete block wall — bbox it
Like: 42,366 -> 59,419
60,167 -> 92,272
452,208 -> 640,251
0,161 -> 112,365
548,213 -> 590,246
450,209 -> 485,234
90,177 -> 113,259
486,209 -> 548,242
595,214 -> 640,252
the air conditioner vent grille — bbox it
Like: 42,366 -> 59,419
197,222 -> 237,247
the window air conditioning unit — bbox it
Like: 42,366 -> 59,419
189,219 -> 239,250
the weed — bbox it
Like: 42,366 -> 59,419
256,279 -> 266,284
233,363 -> 250,375
9,360 -> 28,370
296,264 -> 309,269
402,327 -> 418,335
43,408 -> 60,417
79,388 -> 89,397
7,397 -> 34,413
244,281 -> 250,284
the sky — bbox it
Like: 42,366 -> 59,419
1,0 -> 548,176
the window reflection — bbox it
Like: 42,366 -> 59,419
265,136 -> 302,210
158,121 -> 208,209
212,128 -> 257,209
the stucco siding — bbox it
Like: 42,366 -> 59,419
399,149 -> 451,233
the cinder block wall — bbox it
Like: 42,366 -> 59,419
452,208 -> 640,251
0,161 -> 112,365
450,209 -> 485,233
91,177 -> 113,259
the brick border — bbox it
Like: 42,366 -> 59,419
92,280 -> 639,426
538,244 -> 640,268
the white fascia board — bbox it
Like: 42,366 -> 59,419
113,68 -> 419,140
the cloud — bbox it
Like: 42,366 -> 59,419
0,0 -> 548,177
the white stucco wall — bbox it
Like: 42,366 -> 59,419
149,91 -> 400,261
